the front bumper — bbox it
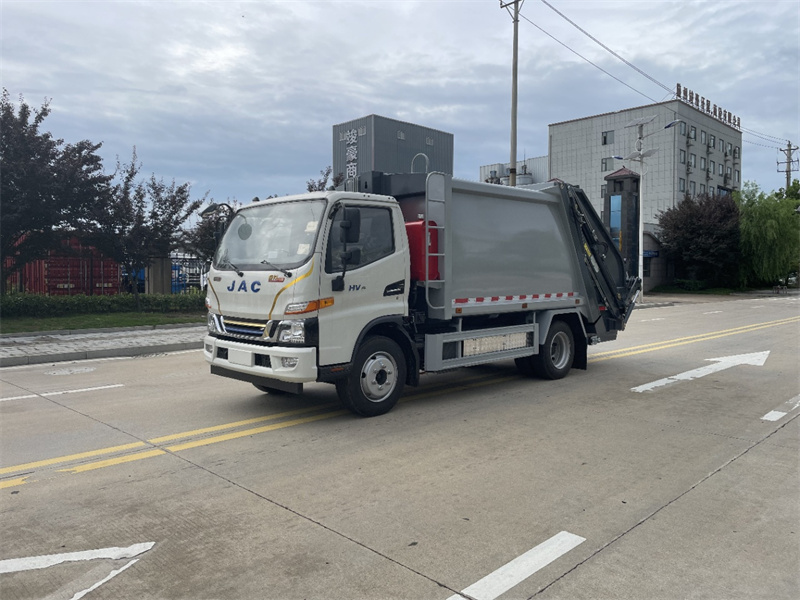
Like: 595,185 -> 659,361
203,335 -> 317,384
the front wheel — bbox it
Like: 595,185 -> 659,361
531,320 -> 574,380
336,336 -> 406,417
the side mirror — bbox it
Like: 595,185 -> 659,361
339,207 -> 361,244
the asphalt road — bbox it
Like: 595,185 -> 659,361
1,294 -> 798,600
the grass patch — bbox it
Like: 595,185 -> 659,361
1,311 -> 205,334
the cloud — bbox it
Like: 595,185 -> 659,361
1,0 -> 797,202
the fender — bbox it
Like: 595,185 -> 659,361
316,316 -> 420,386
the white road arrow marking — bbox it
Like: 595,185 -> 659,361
0,542 -> 154,573
632,351 -> 770,393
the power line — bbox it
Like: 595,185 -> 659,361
531,0 -> 792,147
517,11 -> 660,104
739,126 -> 787,145
539,0 -> 674,96
742,138 -> 781,150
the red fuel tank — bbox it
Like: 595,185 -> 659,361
405,220 -> 440,282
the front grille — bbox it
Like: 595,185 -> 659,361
221,316 -> 270,339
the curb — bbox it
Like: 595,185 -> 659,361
0,340 -> 204,368
0,322 -> 204,340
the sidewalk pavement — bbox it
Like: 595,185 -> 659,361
1,290 -> 795,368
0,323 -> 207,367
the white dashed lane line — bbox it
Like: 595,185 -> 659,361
761,394 -> 800,422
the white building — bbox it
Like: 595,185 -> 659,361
548,94 -> 742,224
481,88 -> 743,289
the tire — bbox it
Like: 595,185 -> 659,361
336,336 -> 406,417
531,320 -> 574,380
253,383 -> 289,395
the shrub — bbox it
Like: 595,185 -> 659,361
0,292 -> 205,318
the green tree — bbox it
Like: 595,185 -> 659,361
0,90 -> 110,293
180,199 -> 241,263
307,166 -> 344,192
658,192 -> 741,288
86,150 -> 203,308
736,180 -> 800,287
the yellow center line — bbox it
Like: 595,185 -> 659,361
0,476 -> 31,489
165,410 -> 349,452
0,442 -> 147,476
59,449 -> 167,474
590,316 -> 800,363
147,403 -> 340,444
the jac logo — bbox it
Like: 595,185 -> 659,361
227,280 -> 261,293
268,275 -> 285,283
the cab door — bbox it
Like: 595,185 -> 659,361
318,202 -> 407,366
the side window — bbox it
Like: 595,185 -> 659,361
326,206 -> 395,273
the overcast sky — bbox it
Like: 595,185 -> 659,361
2,0 -> 798,206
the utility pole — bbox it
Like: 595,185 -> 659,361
501,0 -> 523,187
778,141 -> 798,191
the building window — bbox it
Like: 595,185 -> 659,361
701,130 -> 707,144
735,169 -> 740,183
679,178 -> 686,192
710,160 -> 715,176
690,126 -> 696,139
689,153 -> 696,167
397,130 -> 405,140
719,138 -> 724,152
680,122 -> 687,136
700,184 -> 706,194
601,157 -> 613,171
680,149 -> 686,164
690,181 -> 696,196
602,130 -> 614,145
601,184 -> 607,198
718,163 -> 724,176
643,257 -> 651,278
709,135 -> 715,148
727,143 -> 732,156
734,146 -> 740,159
700,157 -> 706,170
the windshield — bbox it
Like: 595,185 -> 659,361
213,199 -> 326,272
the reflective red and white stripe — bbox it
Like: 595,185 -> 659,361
452,292 -> 576,307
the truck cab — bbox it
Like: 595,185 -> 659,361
204,192 -> 411,407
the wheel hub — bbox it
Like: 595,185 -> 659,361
360,352 -> 397,402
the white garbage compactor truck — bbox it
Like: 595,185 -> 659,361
203,172 -> 640,416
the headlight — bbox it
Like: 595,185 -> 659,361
277,320 -> 306,344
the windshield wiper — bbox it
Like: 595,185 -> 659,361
220,258 -> 243,277
260,260 -> 292,278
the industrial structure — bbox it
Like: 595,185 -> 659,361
332,115 -> 454,182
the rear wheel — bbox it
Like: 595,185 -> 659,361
336,336 -> 406,417
531,320 -> 574,379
